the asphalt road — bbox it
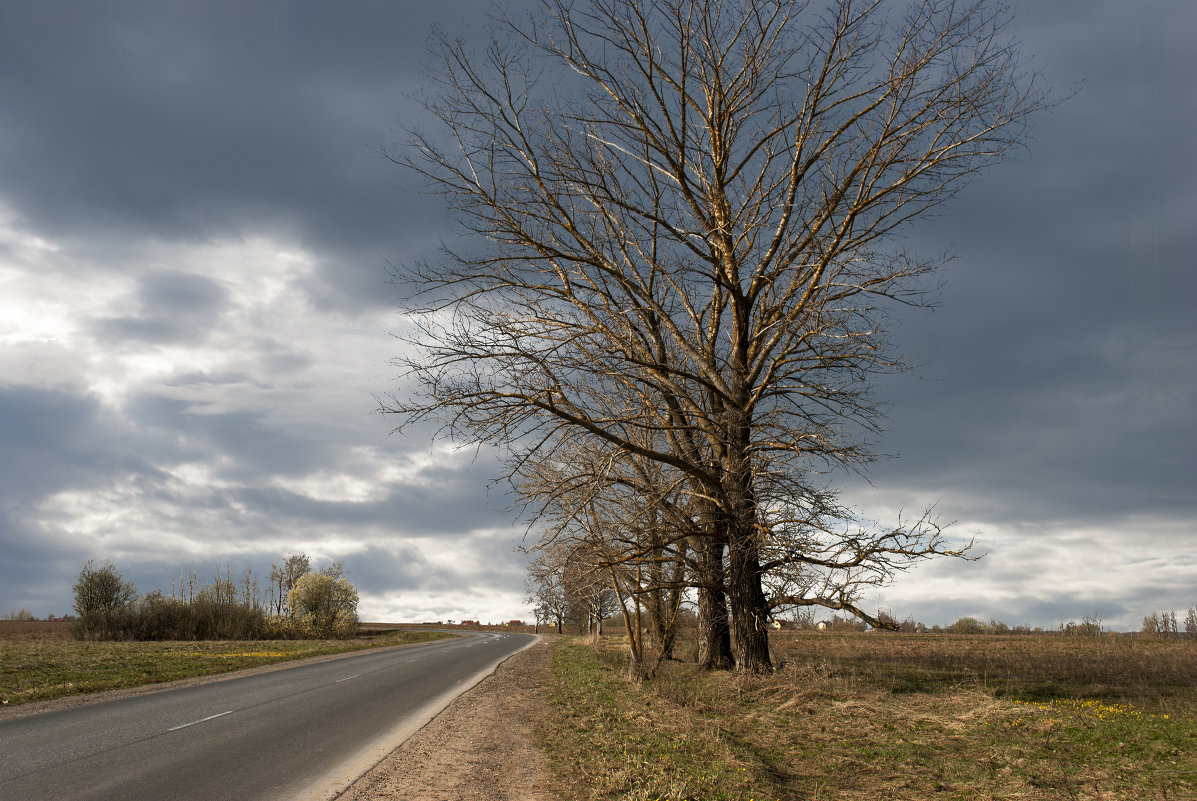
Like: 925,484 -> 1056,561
0,631 -> 536,801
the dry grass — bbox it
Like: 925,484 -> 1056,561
546,632 -> 1197,800
0,620 -> 72,641
0,628 -> 453,706
764,631 -> 1197,712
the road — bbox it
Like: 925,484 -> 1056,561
0,631 -> 536,801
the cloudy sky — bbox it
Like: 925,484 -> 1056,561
0,2 -> 1191,630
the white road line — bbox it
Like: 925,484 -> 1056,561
334,674 -> 361,683
168,710 -> 233,732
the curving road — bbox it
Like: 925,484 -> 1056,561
0,632 -> 536,801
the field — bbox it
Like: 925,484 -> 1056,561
544,631 -> 1197,801
0,620 -> 453,706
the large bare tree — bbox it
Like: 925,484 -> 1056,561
385,0 -> 1046,673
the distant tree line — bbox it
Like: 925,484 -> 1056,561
1142,605 -> 1197,638
69,555 -> 359,641
2,609 -> 39,621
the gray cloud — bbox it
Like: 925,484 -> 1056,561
92,271 -> 230,344
0,1 -> 1192,628
0,1 -> 480,312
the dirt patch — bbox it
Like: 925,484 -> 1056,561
338,638 -> 560,801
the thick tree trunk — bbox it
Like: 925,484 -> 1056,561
695,535 -> 734,670
721,395 -> 773,674
727,523 -> 773,674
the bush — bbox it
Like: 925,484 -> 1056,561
72,561 -> 270,640
822,614 -> 866,632
1061,614 -> 1104,637
72,561 -> 138,639
133,591 -> 266,640
1143,611 -> 1179,637
951,616 -> 988,634
286,572 -> 359,638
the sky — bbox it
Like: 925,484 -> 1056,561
0,1 -> 1192,631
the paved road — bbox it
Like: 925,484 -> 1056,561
0,632 -> 536,801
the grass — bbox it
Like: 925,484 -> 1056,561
544,631 -> 1197,800
0,623 -> 453,706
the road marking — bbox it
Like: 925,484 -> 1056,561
168,710 -> 233,732
334,674 -> 361,683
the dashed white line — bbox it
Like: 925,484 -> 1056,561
168,710 -> 233,732
334,674 -> 361,683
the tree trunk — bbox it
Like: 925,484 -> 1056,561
695,535 -> 734,670
727,523 -> 773,674
722,397 -> 773,674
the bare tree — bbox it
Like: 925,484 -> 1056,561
562,543 -> 617,635
526,547 -> 570,633
72,560 -> 138,639
269,553 -> 311,617
387,0 -> 1046,673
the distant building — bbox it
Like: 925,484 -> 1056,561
460,619 -> 479,626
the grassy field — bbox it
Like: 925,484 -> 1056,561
544,631 -> 1197,801
0,621 -> 453,706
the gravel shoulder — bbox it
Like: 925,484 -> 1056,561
337,637 -> 560,801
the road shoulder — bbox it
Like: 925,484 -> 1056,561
337,637 -> 560,801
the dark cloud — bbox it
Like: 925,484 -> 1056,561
0,1 -> 1191,626
838,0 -> 1197,544
0,386 -> 154,503
92,271 -> 230,344
0,0 -> 486,311
0,512 -> 83,618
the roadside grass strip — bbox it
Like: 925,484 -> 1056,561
545,635 -> 1197,801
545,642 -> 785,801
0,630 -> 453,705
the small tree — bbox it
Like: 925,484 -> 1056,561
526,547 -> 571,634
287,572 -> 358,638
1141,611 -> 1179,637
72,560 -> 138,638
270,553 -> 311,616
951,616 -> 987,634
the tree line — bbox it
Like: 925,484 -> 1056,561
69,555 -> 359,640
385,0 -> 1048,674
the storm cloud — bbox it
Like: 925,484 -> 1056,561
0,1 -> 1192,628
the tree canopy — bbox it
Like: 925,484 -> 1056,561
387,0 -> 1046,673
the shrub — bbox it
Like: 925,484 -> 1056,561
286,572 -> 359,638
72,560 -> 138,639
1143,611 -> 1180,637
133,591 -> 266,640
950,616 -> 987,634
1061,614 -> 1104,637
